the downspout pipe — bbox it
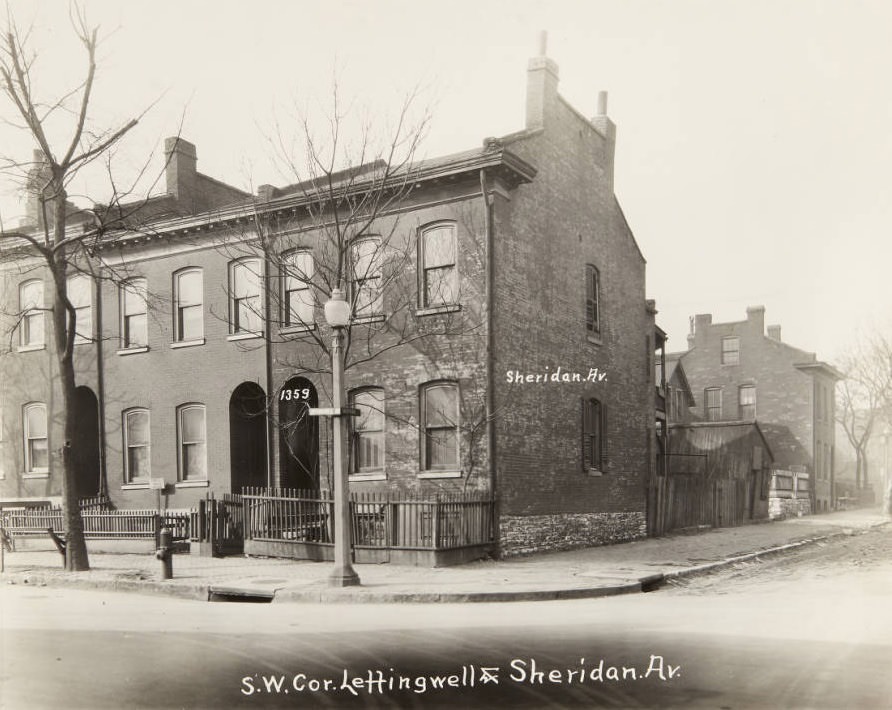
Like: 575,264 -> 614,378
479,169 -> 499,556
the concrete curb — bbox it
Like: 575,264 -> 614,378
3,520 -> 886,604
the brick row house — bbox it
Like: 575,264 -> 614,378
678,306 -> 842,512
0,47 -> 658,557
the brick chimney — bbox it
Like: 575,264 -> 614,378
746,305 -> 765,335
164,137 -> 198,206
591,90 -> 617,191
525,31 -> 560,130
24,149 -> 52,229
688,313 -> 712,348
767,324 -> 781,341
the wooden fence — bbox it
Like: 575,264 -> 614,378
0,507 -> 191,542
240,487 -> 495,565
648,472 -> 751,536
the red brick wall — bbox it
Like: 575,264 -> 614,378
490,94 -> 651,521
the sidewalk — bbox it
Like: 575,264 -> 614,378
1,508 -> 887,603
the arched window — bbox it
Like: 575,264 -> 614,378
349,388 -> 385,474
123,408 -> 150,482
120,278 -> 148,348
19,280 -> 44,348
420,223 -> 457,307
228,258 -> 262,334
23,402 -> 48,473
173,268 -> 203,342
67,274 -> 93,344
350,238 -> 382,316
177,404 -> 207,481
420,382 -> 459,471
582,397 -> 603,472
585,265 -> 600,336
281,250 -> 315,327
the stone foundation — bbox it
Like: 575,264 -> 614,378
499,511 -> 647,558
768,496 -> 811,520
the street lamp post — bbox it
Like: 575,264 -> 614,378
883,426 -> 890,517
323,288 -> 360,587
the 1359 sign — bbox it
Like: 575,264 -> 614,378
279,387 -> 311,401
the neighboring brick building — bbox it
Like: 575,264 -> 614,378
0,44 -> 655,557
679,306 -> 842,512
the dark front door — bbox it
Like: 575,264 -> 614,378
278,377 -> 319,490
72,387 -> 101,498
229,382 -> 269,492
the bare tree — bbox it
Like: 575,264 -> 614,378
0,10 -> 146,570
208,85 -> 497,492
836,333 -> 892,493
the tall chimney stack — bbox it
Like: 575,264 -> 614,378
525,31 -> 560,130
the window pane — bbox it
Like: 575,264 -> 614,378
354,280 -> 381,314
355,390 -> 384,431
232,261 -> 260,298
179,304 -> 203,340
128,447 -> 149,479
358,432 -> 383,470
127,411 -> 149,445
425,386 -> 456,427
125,314 -> 147,346
183,442 -> 207,479
67,275 -> 91,307
236,296 -> 261,332
29,439 -> 48,470
178,271 -> 202,306
425,266 -> 456,305
424,227 -> 454,268
181,407 -> 205,442
285,251 -> 314,286
426,428 -> 457,468
24,312 -> 44,345
20,281 -> 43,309
123,280 -> 147,315
286,288 -> 314,325
26,406 -> 47,437
75,306 -> 92,341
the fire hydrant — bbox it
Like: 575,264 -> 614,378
156,527 -> 173,580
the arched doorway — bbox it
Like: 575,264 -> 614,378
72,386 -> 101,498
229,382 -> 269,493
278,376 -> 319,490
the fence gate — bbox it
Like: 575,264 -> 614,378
193,493 -> 244,556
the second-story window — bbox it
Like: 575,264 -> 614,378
738,385 -> 756,420
174,268 -> 203,342
585,264 -> 600,336
721,336 -> 740,365
120,278 -> 148,348
282,250 -> 315,328
19,280 -> 45,348
67,274 -> 93,344
420,223 -> 457,307
229,258 -> 262,334
705,387 -> 722,421
351,238 -> 382,317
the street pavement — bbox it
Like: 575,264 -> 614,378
0,507 -> 887,603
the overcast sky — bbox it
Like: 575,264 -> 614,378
2,0 -> 890,362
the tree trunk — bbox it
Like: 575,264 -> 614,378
49,188 -> 90,571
